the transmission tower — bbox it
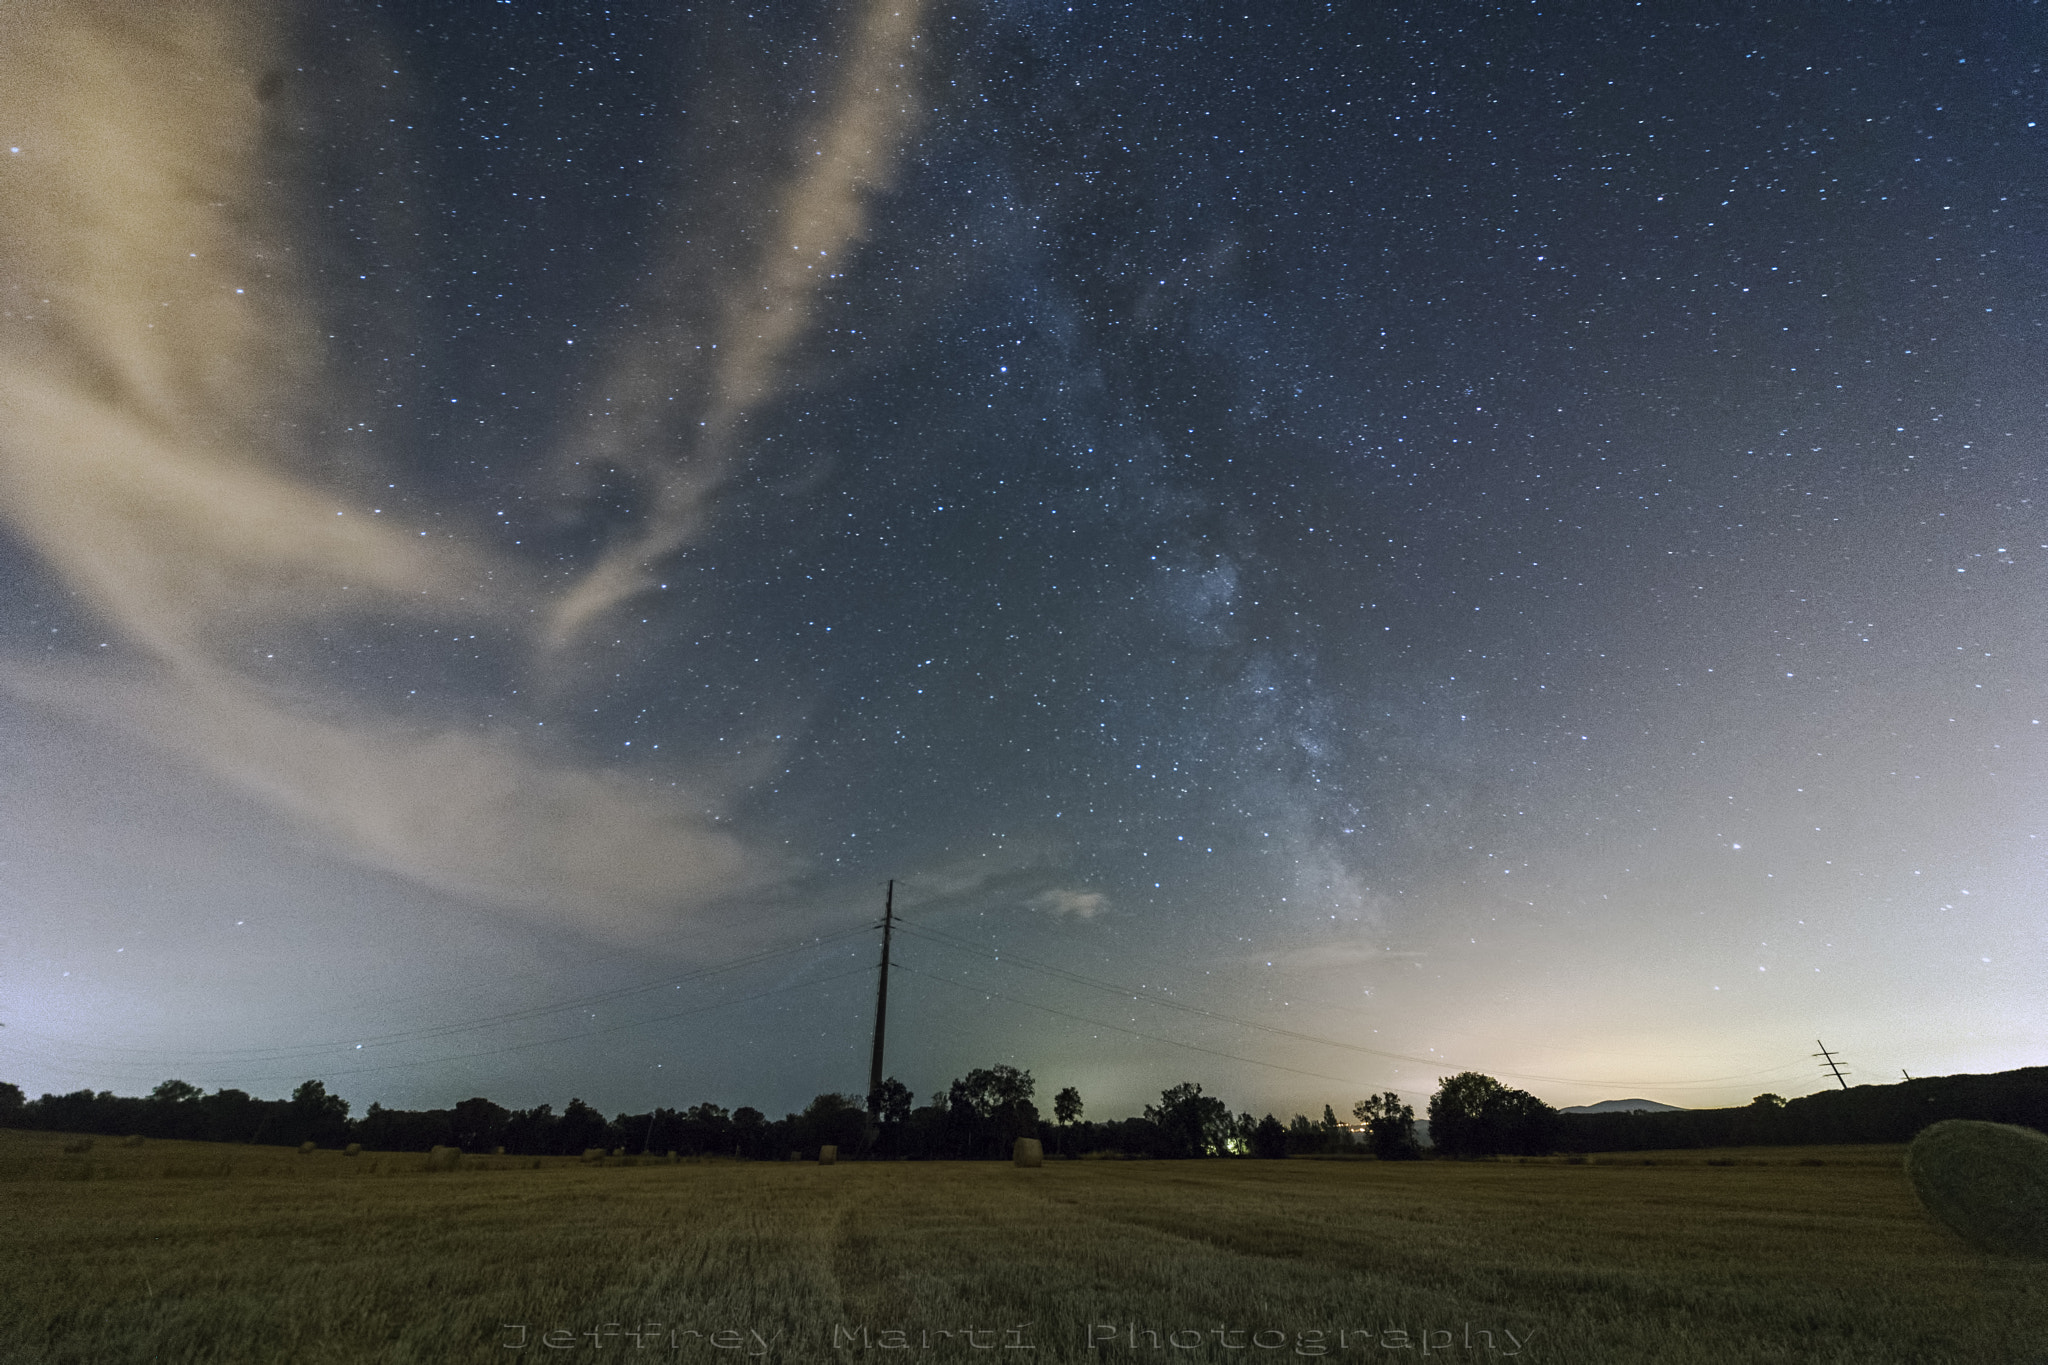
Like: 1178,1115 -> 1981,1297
867,880 -> 895,1110
1813,1039 -> 1850,1091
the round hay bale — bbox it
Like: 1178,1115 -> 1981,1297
343,1143 -> 362,1157
1013,1137 -> 1044,1167
580,1147 -> 606,1164
122,1134 -> 145,1148
424,1145 -> 462,1172
611,1146 -> 625,1158
298,1140 -> 317,1154
1905,1120 -> 2048,1258
818,1145 -> 838,1165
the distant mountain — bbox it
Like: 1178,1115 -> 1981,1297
1559,1098 -> 1686,1115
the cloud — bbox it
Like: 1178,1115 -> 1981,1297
1033,888 -> 1110,920
4,661 -> 772,933
0,0 -> 890,933
0,2 -> 506,666
544,0 -> 927,647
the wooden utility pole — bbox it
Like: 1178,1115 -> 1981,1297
1814,1039 -> 1850,1091
867,880 -> 895,1110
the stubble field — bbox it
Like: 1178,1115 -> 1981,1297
0,1129 -> 2041,1364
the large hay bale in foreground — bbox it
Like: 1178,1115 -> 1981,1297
1905,1120 -> 2048,1258
298,1141 -> 317,1154
580,1147 -> 606,1164
818,1145 -> 837,1165
1013,1137 -> 1044,1167
423,1145 -> 462,1172
344,1143 -> 361,1157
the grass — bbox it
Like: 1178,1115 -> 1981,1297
0,1130 -> 2041,1363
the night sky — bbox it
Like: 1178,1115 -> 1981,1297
2,1 -> 2042,1124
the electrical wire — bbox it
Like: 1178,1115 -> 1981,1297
28,962 -> 881,1090
892,918 -> 1809,1091
895,963 -> 1376,1089
3,923 -> 874,1067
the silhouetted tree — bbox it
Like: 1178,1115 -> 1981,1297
1353,1092 -> 1422,1160
1250,1113 -> 1289,1159
944,1066 -> 1039,1157
730,1106 -> 771,1159
675,1102 -> 731,1156
504,1103 -> 557,1155
798,1093 -> 868,1155
1053,1086 -> 1082,1156
557,1098 -> 612,1154
144,1079 -> 206,1140
1428,1072 -> 1555,1157
450,1097 -> 511,1152
1428,1073 -> 1505,1157
1146,1082 -> 1234,1157
289,1080 -> 352,1147
1284,1113 -> 1323,1155
869,1077 -> 913,1126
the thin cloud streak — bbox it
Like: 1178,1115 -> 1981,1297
544,0 -> 927,647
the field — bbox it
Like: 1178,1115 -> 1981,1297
0,1130 -> 2041,1364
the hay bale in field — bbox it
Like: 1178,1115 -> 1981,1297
344,1143 -> 361,1157
611,1146 -> 625,1157
61,1138 -> 93,1155
493,1146 -> 505,1155
580,1147 -> 606,1164
299,1140 -> 317,1154
1013,1137 -> 1044,1167
818,1145 -> 837,1165
1905,1120 -> 2048,1258
667,1150 -> 679,1163
122,1134 -> 144,1147
424,1145 -> 462,1172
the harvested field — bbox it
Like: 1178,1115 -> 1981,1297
0,1129 -> 2040,1363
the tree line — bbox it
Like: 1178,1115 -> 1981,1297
4,1065 -> 2037,1158
0,1068 -> 1471,1159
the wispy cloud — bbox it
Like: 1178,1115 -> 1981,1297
0,0 -> 918,933
544,0 -> 927,648
1033,888 -> 1110,920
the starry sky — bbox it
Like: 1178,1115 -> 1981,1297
1,0 -> 2042,1123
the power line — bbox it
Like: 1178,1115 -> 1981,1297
895,963 -> 1378,1089
4,924 -> 874,1068
7,962 -> 882,1091
892,917 -> 1805,1092
892,920 -> 1441,1069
